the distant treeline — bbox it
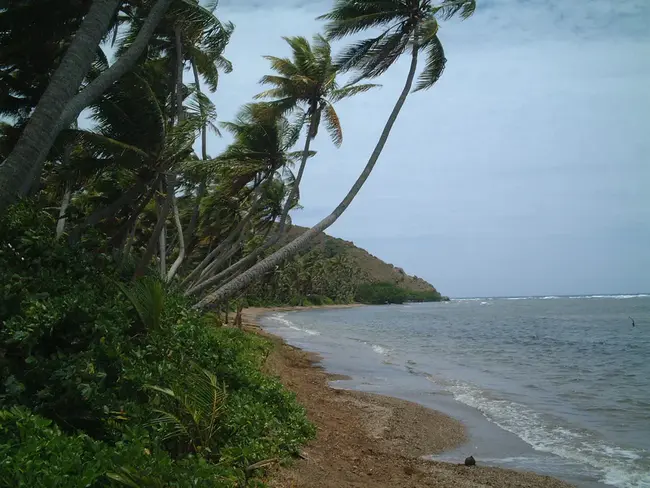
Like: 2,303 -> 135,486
355,282 -> 448,305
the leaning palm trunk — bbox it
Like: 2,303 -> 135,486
0,0 -> 120,209
122,218 -> 138,260
163,25 -> 186,281
135,181 -> 173,278
166,175 -> 186,282
184,61 -> 209,252
181,178 -> 267,287
158,180 -> 168,277
193,47 -> 420,309
0,0 -> 174,211
185,111 -> 317,297
56,183 -> 72,239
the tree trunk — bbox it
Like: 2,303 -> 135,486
163,24 -> 187,282
0,0 -> 120,209
108,180 -> 157,249
157,180 -> 167,277
69,178 -> 147,244
134,180 -> 172,278
0,0 -> 174,211
184,59 -> 208,252
56,183 -> 72,239
122,217 -> 138,259
192,46 -> 420,309
166,176 -> 186,282
181,178 -> 266,287
184,226 -> 251,295
185,107 -> 318,297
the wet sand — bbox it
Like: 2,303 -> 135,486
242,307 -> 573,487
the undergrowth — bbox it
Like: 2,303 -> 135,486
0,204 -> 314,487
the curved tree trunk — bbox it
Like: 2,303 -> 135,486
56,183 -> 72,239
166,176 -> 186,282
193,47 -> 420,309
0,0 -> 120,210
0,0 -> 174,212
184,59 -> 208,252
61,0 -> 174,127
122,217 -> 138,260
185,109 -> 318,297
157,180 -> 168,277
146,23 -> 185,280
134,179 -> 172,278
107,180 -> 158,249
181,176 -> 266,287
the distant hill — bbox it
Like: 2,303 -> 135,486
285,225 -> 441,295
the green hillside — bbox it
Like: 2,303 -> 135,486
241,226 -> 446,306
285,226 -> 440,293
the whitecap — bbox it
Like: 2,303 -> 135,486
371,344 -> 390,356
445,381 -> 650,488
267,313 -> 320,336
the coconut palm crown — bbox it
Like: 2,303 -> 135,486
255,34 -> 378,146
318,0 -> 476,91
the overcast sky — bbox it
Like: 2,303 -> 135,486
205,0 -> 650,298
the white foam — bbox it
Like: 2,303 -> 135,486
267,313 -> 320,336
577,294 -> 649,300
445,381 -> 650,488
371,344 -> 390,356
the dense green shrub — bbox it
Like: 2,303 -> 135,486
0,204 -> 314,486
355,282 -> 444,304
0,407 -> 236,487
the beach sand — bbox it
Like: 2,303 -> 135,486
242,306 -> 573,488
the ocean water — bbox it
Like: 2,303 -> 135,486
259,295 -> 650,488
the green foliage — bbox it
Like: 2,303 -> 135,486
0,204 -> 313,486
318,0 -> 474,90
0,406 -> 229,488
355,282 -> 444,305
147,365 -> 226,456
117,277 -> 166,332
244,247 -> 360,306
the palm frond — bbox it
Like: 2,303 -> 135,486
318,0 -> 408,40
335,20 -> 411,79
437,0 -> 477,20
330,83 -> 380,102
115,277 -> 165,331
262,56 -> 298,78
186,84 -> 218,128
416,16 -> 439,46
285,109 -> 307,149
75,131 -> 151,161
145,364 -> 226,453
322,103 -> 343,147
413,35 -> 446,91
151,409 -> 192,442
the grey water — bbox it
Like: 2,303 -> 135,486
259,295 -> 650,488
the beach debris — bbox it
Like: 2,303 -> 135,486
464,455 -> 476,466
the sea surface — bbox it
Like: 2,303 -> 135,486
259,295 -> 650,488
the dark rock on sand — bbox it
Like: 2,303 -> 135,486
465,456 -> 476,466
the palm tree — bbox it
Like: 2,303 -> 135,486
188,36 -> 377,299
0,0 -> 175,212
113,0 -> 232,279
192,1 -> 476,308
255,34 -> 377,240
182,103 -> 303,293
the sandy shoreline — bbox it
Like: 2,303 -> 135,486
242,306 -> 573,487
